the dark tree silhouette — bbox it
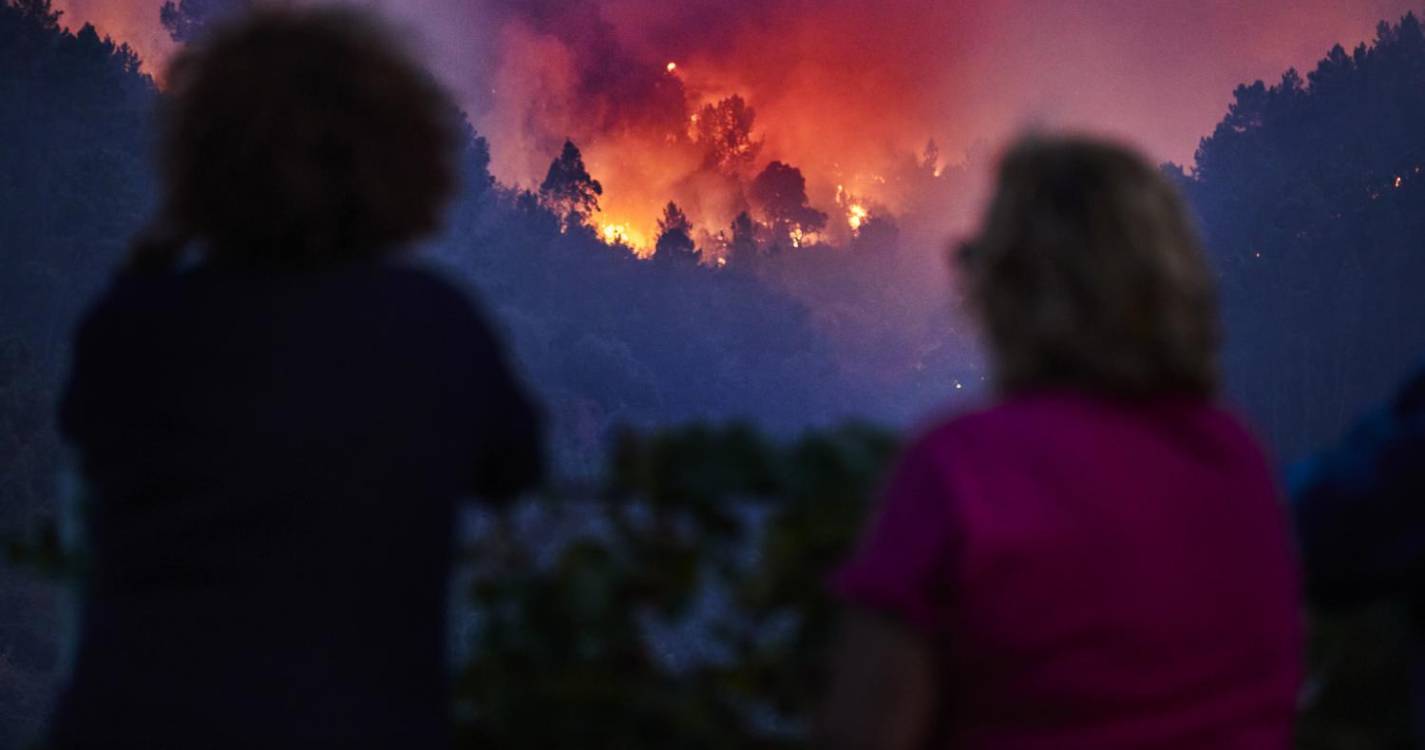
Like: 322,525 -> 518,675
727,211 -> 761,268
850,215 -> 899,254
9,0 -> 55,27
694,95 -> 762,174
539,139 -> 603,230
0,1 -> 157,744
1185,10 -> 1425,460
749,161 -> 828,242
653,201 -> 697,264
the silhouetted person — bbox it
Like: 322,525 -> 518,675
47,8 -> 541,748
1292,369 -> 1425,739
817,137 -> 1303,749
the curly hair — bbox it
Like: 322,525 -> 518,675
132,6 -> 460,270
960,136 -> 1221,398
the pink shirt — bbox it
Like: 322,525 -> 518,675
833,393 -> 1303,749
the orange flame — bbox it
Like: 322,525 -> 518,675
847,204 -> 869,231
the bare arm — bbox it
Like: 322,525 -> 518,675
815,608 -> 940,750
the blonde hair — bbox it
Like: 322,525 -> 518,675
961,136 -> 1220,398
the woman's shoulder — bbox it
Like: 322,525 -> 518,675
907,392 -> 1090,445
911,391 -> 1267,457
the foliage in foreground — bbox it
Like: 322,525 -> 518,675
8,420 -> 1418,748
447,423 -> 1414,749
455,423 -> 899,748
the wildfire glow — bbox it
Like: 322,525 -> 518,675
847,204 -> 869,230
53,0 -> 1425,261
600,221 -> 652,256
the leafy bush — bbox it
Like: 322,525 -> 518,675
454,423 -> 899,748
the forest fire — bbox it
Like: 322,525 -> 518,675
456,0 -> 979,259
600,222 -> 651,254
50,0 -> 1424,261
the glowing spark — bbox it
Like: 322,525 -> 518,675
716,256 -> 728,267
1395,176 -> 1403,188
847,204 -> 869,231
790,227 -> 805,248
666,62 -> 677,73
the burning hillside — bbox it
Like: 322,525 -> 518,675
51,0 -> 1424,260
461,0 -> 973,257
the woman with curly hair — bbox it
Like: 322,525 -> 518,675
48,8 -> 541,747
819,137 -> 1304,749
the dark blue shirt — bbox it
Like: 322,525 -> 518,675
49,260 -> 541,748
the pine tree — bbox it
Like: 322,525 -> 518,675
653,201 -> 697,264
539,139 -> 603,230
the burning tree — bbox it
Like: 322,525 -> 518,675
653,201 -> 697,265
694,95 -> 762,174
750,161 -> 828,245
539,139 -> 603,230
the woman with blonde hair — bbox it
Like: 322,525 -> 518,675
819,136 -> 1303,749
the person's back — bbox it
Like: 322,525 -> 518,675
818,137 -> 1303,749
46,9 -> 540,747
53,262 -> 538,747
838,393 -> 1299,748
